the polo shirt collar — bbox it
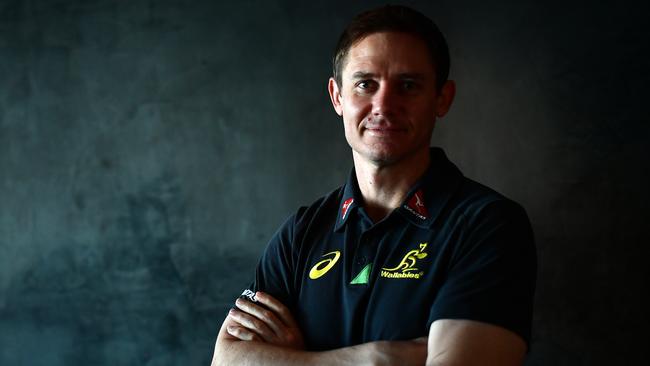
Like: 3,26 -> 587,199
334,168 -> 362,231
334,147 -> 463,231
397,147 -> 463,228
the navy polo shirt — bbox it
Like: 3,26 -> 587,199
241,147 -> 536,351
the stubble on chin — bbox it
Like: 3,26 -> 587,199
351,144 -> 402,168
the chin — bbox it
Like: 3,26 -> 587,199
358,148 -> 404,167
354,141 -> 428,167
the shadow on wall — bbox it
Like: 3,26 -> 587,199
0,173 -> 248,365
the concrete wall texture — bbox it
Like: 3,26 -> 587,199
1,0 -> 648,365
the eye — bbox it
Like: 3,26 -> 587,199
401,80 -> 419,91
355,80 -> 377,92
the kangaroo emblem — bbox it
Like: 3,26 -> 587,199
414,193 -> 424,207
382,243 -> 428,273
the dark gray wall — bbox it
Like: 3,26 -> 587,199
1,0 -> 648,365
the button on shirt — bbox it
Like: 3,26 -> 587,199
242,147 -> 536,351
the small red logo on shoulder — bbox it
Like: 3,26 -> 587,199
407,190 -> 428,219
341,198 -> 354,220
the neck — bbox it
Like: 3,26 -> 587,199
353,148 -> 430,223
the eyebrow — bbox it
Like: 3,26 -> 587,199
351,71 -> 375,80
350,71 -> 428,80
396,73 -> 427,80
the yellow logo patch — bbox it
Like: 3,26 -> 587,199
380,242 -> 428,279
309,251 -> 341,279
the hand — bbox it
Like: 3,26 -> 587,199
226,291 -> 305,350
369,337 -> 428,366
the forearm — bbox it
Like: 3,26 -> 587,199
425,319 -> 526,366
212,318 -> 427,366
212,294 -> 427,366
212,337 -> 375,366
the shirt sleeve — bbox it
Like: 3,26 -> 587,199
428,199 -> 537,347
240,212 -> 299,311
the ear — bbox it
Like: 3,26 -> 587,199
328,77 -> 344,116
434,80 -> 456,118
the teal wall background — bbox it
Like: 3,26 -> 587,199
1,0 -> 648,364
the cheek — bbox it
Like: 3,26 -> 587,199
412,102 -> 437,125
342,120 -> 359,147
342,117 -> 359,138
342,95 -> 370,122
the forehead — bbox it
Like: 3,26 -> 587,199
343,32 -> 435,77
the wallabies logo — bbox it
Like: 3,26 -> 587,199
380,243 -> 428,279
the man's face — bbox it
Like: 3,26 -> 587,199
328,32 -> 454,167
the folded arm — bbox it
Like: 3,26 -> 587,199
426,319 -> 526,366
211,291 -> 427,366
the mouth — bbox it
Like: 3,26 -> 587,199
363,125 -> 406,137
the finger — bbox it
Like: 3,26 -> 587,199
226,325 -> 262,342
255,291 -> 299,329
228,308 -> 275,342
235,298 -> 285,338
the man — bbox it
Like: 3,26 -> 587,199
212,5 -> 536,365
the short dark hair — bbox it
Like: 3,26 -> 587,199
332,5 -> 450,91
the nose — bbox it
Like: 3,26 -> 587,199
372,82 -> 399,118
